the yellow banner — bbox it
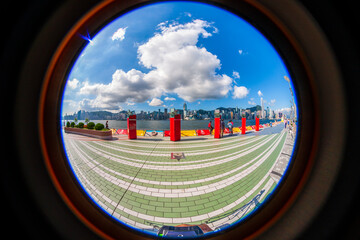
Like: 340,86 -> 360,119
181,130 -> 197,136
233,127 -> 240,132
136,130 -> 146,136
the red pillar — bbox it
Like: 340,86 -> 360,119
170,114 -> 181,141
127,115 -> 137,139
255,117 -> 260,131
241,117 -> 246,134
214,116 -> 221,138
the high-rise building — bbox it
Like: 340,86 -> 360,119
260,97 -> 264,118
183,102 -> 187,119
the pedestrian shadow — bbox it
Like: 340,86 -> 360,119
179,137 -> 209,141
221,134 -> 240,138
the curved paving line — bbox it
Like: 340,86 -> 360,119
83,137 -> 269,168
92,135 -> 267,156
74,132 -> 283,191
63,131 -> 287,228
71,155 -> 279,228
66,133 -> 282,185
105,135 -> 256,150
65,132 -> 285,198
114,134 -> 254,146
75,134 -> 274,167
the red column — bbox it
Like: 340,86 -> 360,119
255,117 -> 260,131
170,114 -> 181,141
127,115 -> 137,139
241,117 -> 246,134
214,116 -> 221,138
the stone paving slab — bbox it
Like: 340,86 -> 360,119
62,122 -> 294,234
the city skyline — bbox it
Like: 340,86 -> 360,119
61,2 -> 296,118
63,102 -> 286,121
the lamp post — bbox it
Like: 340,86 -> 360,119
284,76 -> 297,121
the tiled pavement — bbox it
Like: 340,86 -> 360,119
62,123 -> 294,235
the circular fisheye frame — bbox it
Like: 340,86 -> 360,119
60,1 -> 298,238
35,0 -> 347,239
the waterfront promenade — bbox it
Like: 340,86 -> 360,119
62,122 -> 294,235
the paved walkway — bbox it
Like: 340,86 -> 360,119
62,122 -> 294,235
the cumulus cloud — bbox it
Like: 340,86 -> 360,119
77,19 -> 236,110
270,99 -> 276,106
79,69 -> 159,110
275,107 -> 291,114
248,100 -> 256,106
232,71 -> 240,79
164,97 -> 176,101
111,27 -> 127,41
257,90 -> 263,97
67,78 -> 79,89
232,86 -> 249,99
147,98 -> 164,106
138,19 -> 232,102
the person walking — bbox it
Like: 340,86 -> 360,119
220,119 -> 225,137
208,121 -> 213,135
227,120 -> 233,135
106,120 -> 109,129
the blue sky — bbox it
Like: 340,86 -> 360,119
62,1 -> 294,115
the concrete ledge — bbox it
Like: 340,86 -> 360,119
64,127 -> 112,140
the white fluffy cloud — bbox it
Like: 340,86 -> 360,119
111,27 -> 127,41
270,99 -> 276,106
257,90 -> 263,97
79,69 -> 159,110
138,19 -> 232,102
67,78 -> 79,89
232,86 -> 249,99
77,19 -> 243,110
164,97 -> 176,101
148,98 -> 164,106
248,100 -> 256,106
232,71 -> 240,79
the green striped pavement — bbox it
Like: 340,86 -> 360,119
63,130 -> 288,231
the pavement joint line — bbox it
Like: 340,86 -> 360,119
93,135 -> 267,157
67,134 -> 280,191
74,134 -> 277,170
112,139 -> 161,216
87,135 -> 263,160
67,133 -> 282,189
105,135 -> 256,149
115,134 -> 252,146
74,167 -> 276,227
70,159 -> 151,229
62,124 -> 291,228
66,131 -> 285,198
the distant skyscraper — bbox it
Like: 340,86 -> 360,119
183,102 -> 187,118
260,97 -> 264,119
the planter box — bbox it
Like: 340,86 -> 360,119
64,127 -> 112,140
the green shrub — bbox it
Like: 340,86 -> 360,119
66,121 -> 70,127
78,122 -> 84,128
70,122 -> 75,127
95,123 -> 104,130
87,122 -> 95,129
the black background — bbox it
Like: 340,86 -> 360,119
1,0 -> 359,239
